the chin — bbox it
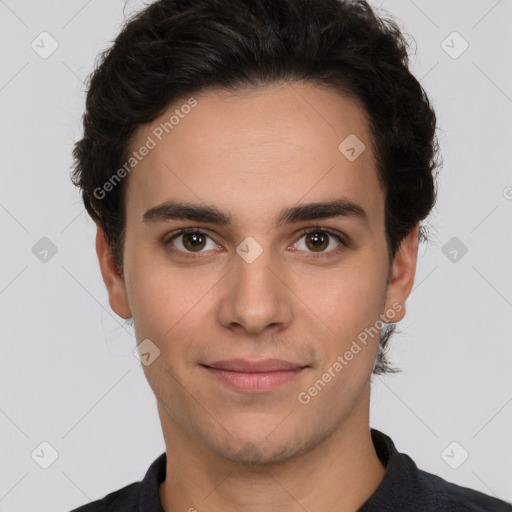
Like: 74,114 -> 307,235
203,424 -> 320,467
216,439 -> 304,466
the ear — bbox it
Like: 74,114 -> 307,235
382,224 -> 419,323
95,225 -> 132,319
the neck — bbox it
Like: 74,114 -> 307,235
158,389 -> 386,512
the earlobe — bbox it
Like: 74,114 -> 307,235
95,225 -> 132,319
382,224 -> 419,323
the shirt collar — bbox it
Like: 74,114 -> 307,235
358,428 -> 423,510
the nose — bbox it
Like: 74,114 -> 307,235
216,245 -> 293,335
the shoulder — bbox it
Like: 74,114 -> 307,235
365,429 -> 512,512
414,468 -> 512,511
67,451 -> 167,512
68,481 -> 140,511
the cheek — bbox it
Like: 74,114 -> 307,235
125,253 -> 221,355
299,270 -> 385,410
314,260 -> 387,328
124,236 -> 188,309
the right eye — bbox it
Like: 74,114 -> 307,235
165,228 -> 220,257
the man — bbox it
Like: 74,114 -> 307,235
69,0 -> 512,510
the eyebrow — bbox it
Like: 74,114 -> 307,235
142,198 -> 369,229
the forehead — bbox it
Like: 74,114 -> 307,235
125,83 -> 384,231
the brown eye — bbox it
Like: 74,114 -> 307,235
166,229 -> 217,255
164,227 -> 348,260
294,228 -> 347,257
182,232 -> 207,252
304,231 -> 329,252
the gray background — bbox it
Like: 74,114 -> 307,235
0,0 -> 511,510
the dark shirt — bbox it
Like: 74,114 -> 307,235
69,429 -> 512,511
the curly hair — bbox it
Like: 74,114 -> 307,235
71,0 -> 441,374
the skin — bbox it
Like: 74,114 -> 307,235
96,82 -> 419,511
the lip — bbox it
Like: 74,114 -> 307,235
205,358 -> 305,372
202,359 -> 308,392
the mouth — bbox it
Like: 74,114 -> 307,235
201,359 -> 309,392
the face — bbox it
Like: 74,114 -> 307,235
98,82 -> 417,465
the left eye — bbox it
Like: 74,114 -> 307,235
294,228 -> 345,253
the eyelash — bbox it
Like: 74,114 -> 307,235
163,227 -> 349,260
